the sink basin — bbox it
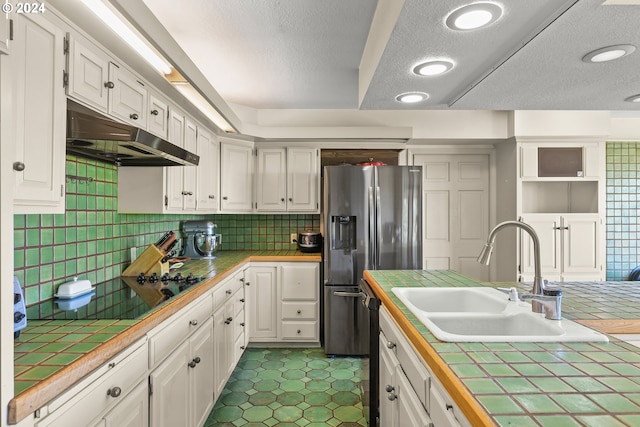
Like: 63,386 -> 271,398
391,287 -> 509,313
391,287 -> 609,343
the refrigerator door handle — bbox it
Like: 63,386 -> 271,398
376,185 -> 381,269
333,291 -> 365,298
368,186 -> 375,270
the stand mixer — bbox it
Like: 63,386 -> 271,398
181,220 -> 221,259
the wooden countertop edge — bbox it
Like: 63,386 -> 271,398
8,255 -> 322,424
363,271 -> 494,427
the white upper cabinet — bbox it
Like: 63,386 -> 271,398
287,147 -> 319,212
256,148 -> 287,211
67,34 -> 110,112
11,13 -> 66,213
164,107 -> 186,212
183,118 -> 198,210
107,62 -> 148,127
255,146 -> 319,213
220,141 -> 254,212
147,90 -> 169,139
520,142 -> 601,180
0,9 -> 10,53
195,128 -> 219,213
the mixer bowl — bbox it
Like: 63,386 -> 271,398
194,233 -> 221,258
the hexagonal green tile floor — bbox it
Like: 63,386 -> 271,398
206,348 -> 367,426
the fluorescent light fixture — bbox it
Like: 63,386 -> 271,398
446,2 -> 503,31
395,92 -> 429,103
582,44 -> 636,63
625,94 -> 640,103
173,82 -> 236,133
81,0 -> 172,75
413,60 -> 454,76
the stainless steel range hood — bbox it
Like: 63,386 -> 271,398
66,100 -> 199,167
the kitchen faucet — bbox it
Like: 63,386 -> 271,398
477,221 -> 546,314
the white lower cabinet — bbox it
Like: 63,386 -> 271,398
213,269 -> 247,399
246,262 -> 320,343
520,213 -> 602,282
150,317 -> 214,427
35,338 -> 148,427
379,307 -> 471,427
100,380 -> 148,427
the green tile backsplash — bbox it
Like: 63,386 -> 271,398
606,142 -> 640,281
14,156 -> 319,318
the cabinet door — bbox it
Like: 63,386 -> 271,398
220,142 -> 254,212
287,147 -> 319,211
281,263 -> 319,301
165,108 -> 186,211
0,9 -> 9,53
148,91 -> 169,139
103,380 -> 148,427
256,148 -> 287,211
247,266 -> 278,340
520,215 -> 562,279
190,318 -> 214,427
107,62 -> 147,127
150,340 -> 190,427
379,333 -> 399,427
396,367 -> 432,427
183,118 -> 198,210
213,304 -> 235,398
196,128 -> 219,212
562,215 -> 600,275
12,13 -> 66,213
67,35 -> 110,112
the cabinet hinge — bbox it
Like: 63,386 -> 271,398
62,70 -> 69,88
164,195 -> 168,206
34,409 -> 41,419
61,184 -> 64,197
148,377 -> 153,396
9,19 -> 13,41
63,35 -> 69,55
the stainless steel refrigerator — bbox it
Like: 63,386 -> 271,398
323,165 -> 422,355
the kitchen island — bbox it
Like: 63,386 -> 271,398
364,269 -> 640,427
10,250 -> 320,425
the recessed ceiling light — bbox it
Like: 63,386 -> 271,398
413,60 -> 454,76
446,2 -> 503,31
396,92 -> 429,103
582,45 -> 636,63
625,94 -> 640,103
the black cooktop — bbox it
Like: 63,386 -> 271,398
31,273 -> 204,321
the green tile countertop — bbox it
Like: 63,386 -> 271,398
365,270 -> 640,427
11,250 -> 320,423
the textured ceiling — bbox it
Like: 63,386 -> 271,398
139,0 -> 640,111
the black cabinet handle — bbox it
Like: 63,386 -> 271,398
104,81 -> 114,89
150,109 -> 159,116
107,387 -> 122,398
13,162 -> 25,171
130,113 -> 139,120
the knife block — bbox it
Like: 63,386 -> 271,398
122,244 -> 167,277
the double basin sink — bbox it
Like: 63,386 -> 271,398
391,287 -> 608,343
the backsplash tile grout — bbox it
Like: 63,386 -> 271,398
14,156 -> 319,318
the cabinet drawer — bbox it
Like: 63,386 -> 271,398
148,293 -> 212,367
430,379 -> 464,427
282,301 -> 317,320
38,340 -> 148,427
282,322 -> 318,340
214,271 -> 244,311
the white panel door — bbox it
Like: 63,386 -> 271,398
256,148 -> 287,211
183,118 -> 198,210
165,108 -> 185,211
107,62 -> 147,127
287,147 -> 319,211
415,154 -> 490,280
562,214 -> 600,275
68,35 -> 110,112
147,91 -> 169,139
195,128 -> 219,212
247,266 -> 278,340
220,142 -> 254,212
520,214 -> 562,280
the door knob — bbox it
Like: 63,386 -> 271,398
107,386 -> 122,398
104,81 -> 114,88
150,109 -> 159,116
130,113 -> 139,120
